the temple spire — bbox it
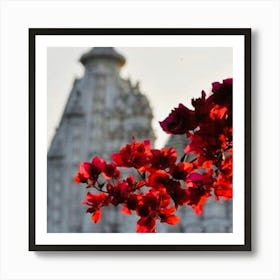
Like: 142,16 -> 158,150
80,47 -> 126,67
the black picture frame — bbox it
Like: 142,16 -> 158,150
29,28 -> 251,251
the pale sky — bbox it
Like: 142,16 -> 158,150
48,47 -> 232,149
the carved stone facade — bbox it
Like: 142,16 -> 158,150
47,48 -> 155,232
47,47 -> 232,233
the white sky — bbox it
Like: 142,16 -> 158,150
48,47 -> 232,149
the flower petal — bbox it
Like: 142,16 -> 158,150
165,215 -> 180,225
91,209 -> 101,223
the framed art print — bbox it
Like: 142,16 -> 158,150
29,28 -> 251,251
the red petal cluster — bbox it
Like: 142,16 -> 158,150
74,156 -> 120,186
184,80 -> 232,171
159,103 -> 197,134
111,137 -> 152,171
74,78 -> 233,233
82,192 -> 110,223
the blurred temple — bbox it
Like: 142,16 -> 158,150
47,47 -> 155,232
47,47 -> 232,233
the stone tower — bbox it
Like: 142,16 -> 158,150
47,47 -> 155,232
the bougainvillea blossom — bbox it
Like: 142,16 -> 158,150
111,137 -> 152,171
74,78 -> 233,232
159,103 -> 197,134
74,156 -> 105,185
82,192 -> 110,223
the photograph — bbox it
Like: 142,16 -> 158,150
29,28 -> 251,250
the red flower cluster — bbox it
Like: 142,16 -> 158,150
74,78 -> 233,232
161,78 -> 233,202
159,103 -> 197,134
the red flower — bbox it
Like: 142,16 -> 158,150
213,154 -> 232,200
161,214 -> 180,225
74,156 -> 106,185
74,172 -> 87,184
184,134 -> 207,155
136,216 -> 156,233
111,138 -> 152,170
170,162 -> 193,180
214,175 -> 233,200
102,162 -> 120,179
136,190 -> 180,231
78,162 -> 94,179
74,162 -> 96,185
121,205 -> 132,215
185,172 -> 214,214
142,191 -> 159,211
159,103 -> 197,134
191,192 -> 210,215
91,209 -> 101,223
185,121 -> 231,164
191,90 -> 212,123
210,78 -> 232,108
150,147 -> 177,171
82,192 -> 109,208
136,190 -> 170,216
165,179 -> 189,206
186,172 -> 214,188
136,204 -> 150,217
209,105 -> 228,120
135,191 -> 158,232
107,175 -> 136,205
146,170 -> 170,189
126,194 -> 140,210
158,206 -> 180,225
82,192 -> 110,223
91,156 -> 106,172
